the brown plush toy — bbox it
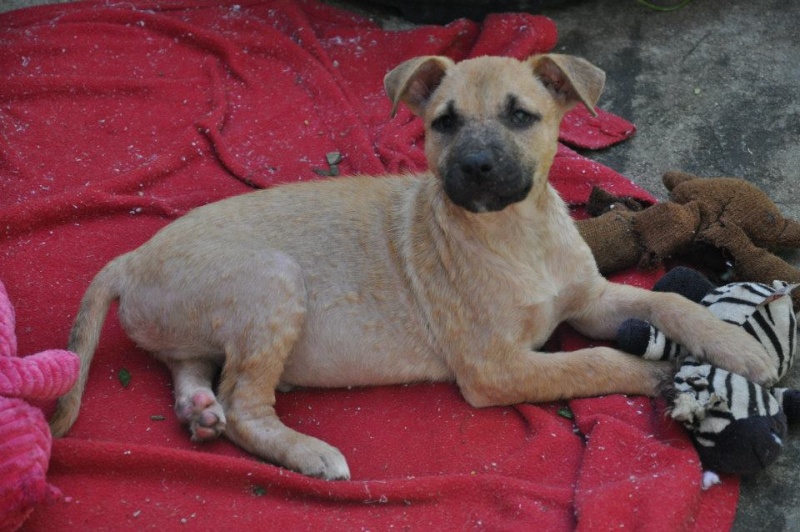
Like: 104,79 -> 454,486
576,171 -> 800,310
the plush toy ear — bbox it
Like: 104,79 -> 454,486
529,54 -> 605,116
662,170 -> 699,191
384,56 -> 454,117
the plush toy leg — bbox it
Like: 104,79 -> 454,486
664,171 -> 800,249
576,206 -> 641,274
616,267 -> 714,360
773,388 -> 800,424
702,221 -> 800,311
651,266 -> 715,302
617,318 -> 685,362
702,471 -> 722,490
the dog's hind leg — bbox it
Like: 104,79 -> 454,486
214,259 -> 351,481
168,358 -> 226,441
222,386 -> 351,480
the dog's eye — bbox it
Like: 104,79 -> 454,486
509,109 -> 538,128
431,113 -> 460,134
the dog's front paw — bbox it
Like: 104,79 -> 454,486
703,334 -> 778,387
733,352 -> 779,388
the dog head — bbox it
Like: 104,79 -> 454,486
385,54 -> 605,213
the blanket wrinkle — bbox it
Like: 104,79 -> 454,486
0,0 -> 738,529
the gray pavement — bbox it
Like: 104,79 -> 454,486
539,3 -> 799,529
2,0 -> 798,529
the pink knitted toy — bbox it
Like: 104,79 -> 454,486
0,280 -> 79,531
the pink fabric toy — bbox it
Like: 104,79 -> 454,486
0,280 -> 79,531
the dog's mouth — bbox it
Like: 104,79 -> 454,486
445,177 -> 533,213
441,149 -> 534,213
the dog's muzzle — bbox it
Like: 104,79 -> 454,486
442,134 -> 533,213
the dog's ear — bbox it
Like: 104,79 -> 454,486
529,54 -> 606,117
384,56 -> 455,118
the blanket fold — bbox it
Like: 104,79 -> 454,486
0,0 -> 737,529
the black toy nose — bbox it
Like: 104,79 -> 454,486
460,151 -> 494,183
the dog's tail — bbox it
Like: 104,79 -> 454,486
50,254 -> 127,437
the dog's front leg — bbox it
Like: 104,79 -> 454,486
568,280 -> 778,386
454,346 -> 671,408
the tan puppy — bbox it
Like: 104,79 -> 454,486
50,54 -> 776,481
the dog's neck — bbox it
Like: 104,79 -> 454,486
424,175 -> 569,265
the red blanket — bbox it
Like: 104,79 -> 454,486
1,0 -> 738,529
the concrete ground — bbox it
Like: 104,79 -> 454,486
2,0 -> 798,529
533,3 -> 799,530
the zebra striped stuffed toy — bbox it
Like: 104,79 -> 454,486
617,267 -> 800,484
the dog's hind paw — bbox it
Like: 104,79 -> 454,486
176,390 -> 227,441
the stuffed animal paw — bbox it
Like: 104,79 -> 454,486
0,280 -> 79,531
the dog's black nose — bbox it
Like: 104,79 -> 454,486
459,152 -> 494,183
